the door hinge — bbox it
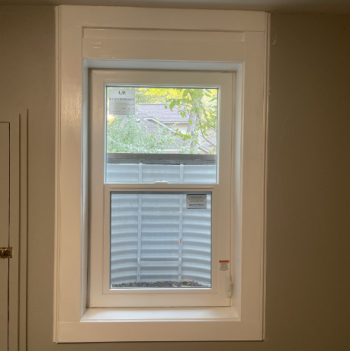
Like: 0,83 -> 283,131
0,247 -> 12,259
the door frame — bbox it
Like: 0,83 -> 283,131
0,114 -> 28,351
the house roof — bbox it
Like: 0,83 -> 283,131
135,103 -> 215,153
137,104 -> 188,123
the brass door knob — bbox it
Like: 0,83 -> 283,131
0,247 -> 12,258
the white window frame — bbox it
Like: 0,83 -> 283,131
55,5 -> 268,343
89,70 -> 234,308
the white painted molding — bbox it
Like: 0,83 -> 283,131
55,5 -> 268,342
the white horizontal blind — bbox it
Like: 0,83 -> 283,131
110,191 -> 212,287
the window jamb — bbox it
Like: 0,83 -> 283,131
88,70 -> 234,308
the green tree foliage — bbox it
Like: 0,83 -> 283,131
166,89 -> 217,154
107,116 -> 177,153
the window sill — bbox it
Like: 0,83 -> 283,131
56,306 -> 262,342
82,306 -> 239,321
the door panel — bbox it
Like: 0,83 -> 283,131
0,123 -> 10,350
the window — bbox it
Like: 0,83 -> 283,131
89,70 -> 233,307
55,5 -> 267,343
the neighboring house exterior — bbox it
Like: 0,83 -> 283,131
136,104 -> 214,154
138,104 -> 189,133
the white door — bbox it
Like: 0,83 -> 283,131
0,122 -> 10,349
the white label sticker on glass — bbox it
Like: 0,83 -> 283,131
109,89 -> 135,115
186,194 -> 207,209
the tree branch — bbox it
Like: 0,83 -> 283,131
188,90 -> 216,149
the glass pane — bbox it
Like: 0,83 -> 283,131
110,191 -> 212,289
105,86 -> 218,184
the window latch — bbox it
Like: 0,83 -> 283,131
153,180 -> 169,184
225,273 -> 233,298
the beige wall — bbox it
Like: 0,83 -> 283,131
0,6 -> 349,350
